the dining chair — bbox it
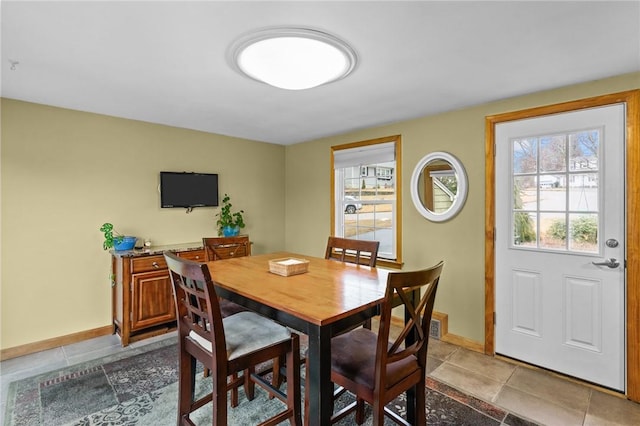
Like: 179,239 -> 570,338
325,236 -> 380,267
330,261 -> 444,426
202,236 -> 251,317
203,235 -> 286,400
202,236 -> 255,404
302,236 -> 382,415
203,235 -> 251,260
164,251 -> 302,426
325,236 -> 380,330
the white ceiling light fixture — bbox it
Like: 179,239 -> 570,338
229,27 -> 357,90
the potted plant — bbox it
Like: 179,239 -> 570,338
100,223 -> 137,251
216,194 -> 245,237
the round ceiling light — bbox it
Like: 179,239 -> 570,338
229,28 -> 357,90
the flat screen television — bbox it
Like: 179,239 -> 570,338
160,172 -> 219,208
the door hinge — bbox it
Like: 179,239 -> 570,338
493,312 -> 496,325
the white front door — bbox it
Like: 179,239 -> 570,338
495,104 -> 626,391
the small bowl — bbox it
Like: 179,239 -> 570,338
114,236 -> 137,251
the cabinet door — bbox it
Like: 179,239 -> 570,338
131,270 -> 175,330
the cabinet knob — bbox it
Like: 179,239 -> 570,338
195,255 -> 200,260
152,262 -> 159,268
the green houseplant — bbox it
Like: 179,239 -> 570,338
216,194 -> 245,237
100,223 -> 136,251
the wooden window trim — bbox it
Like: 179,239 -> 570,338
330,135 -> 402,266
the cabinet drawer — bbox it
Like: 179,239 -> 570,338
131,255 -> 166,273
178,249 -> 205,262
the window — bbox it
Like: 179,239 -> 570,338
511,129 -> 600,253
331,135 -> 402,266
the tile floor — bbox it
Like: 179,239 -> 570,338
2,331 -> 640,425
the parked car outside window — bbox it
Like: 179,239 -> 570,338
344,196 -> 362,214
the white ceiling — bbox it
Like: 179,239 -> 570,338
2,1 -> 639,145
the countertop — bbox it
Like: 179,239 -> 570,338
110,242 -> 203,258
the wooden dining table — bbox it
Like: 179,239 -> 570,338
205,251 -> 391,426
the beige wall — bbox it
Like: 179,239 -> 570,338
2,72 -> 639,351
1,99 -> 285,349
284,72 -> 640,342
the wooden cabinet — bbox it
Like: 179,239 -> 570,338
112,244 -> 205,346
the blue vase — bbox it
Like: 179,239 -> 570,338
113,236 -> 137,251
222,226 -> 240,237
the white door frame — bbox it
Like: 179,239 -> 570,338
484,90 -> 640,402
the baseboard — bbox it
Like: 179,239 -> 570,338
0,325 -> 114,361
392,310 -> 484,354
440,333 -> 485,353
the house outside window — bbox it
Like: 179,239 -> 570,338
331,135 -> 402,267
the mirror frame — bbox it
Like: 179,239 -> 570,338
410,151 -> 468,222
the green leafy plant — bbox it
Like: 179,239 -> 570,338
513,183 -> 535,244
546,219 -> 567,241
100,222 -> 124,250
546,216 -> 597,247
570,216 -> 598,244
215,194 -> 245,236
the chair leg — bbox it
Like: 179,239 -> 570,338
178,353 -> 196,425
213,366 -> 228,426
273,355 -> 285,386
268,355 -> 285,400
230,372 -> 239,407
287,335 -> 302,426
244,367 -> 256,401
356,397 -> 366,425
371,397 -> 385,426
415,382 -> 426,426
406,383 -> 416,424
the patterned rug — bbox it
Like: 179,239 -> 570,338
3,336 -> 537,425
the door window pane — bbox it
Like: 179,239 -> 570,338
540,135 -> 566,172
539,174 -> 565,211
513,212 -> 537,247
540,212 -> 566,250
569,173 -> 599,212
568,214 -> 599,253
569,130 -> 599,172
513,176 -> 536,210
513,138 -> 537,174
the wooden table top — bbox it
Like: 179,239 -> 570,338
205,251 -> 390,326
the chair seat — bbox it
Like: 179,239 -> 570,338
331,328 -> 419,390
190,311 -> 292,360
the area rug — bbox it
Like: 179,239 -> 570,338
4,336 -> 537,425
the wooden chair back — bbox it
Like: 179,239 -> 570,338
329,260 -> 444,425
203,236 -> 251,261
378,261 -> 444,376
325,236 -> 380,267
165,251 -> 226,367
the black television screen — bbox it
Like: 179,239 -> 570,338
160,172 -> 219,208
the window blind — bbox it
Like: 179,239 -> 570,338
333,142 -> 395,169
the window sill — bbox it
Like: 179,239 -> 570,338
377,259 -> 403,270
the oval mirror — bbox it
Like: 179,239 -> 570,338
410,152 -> 468,222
